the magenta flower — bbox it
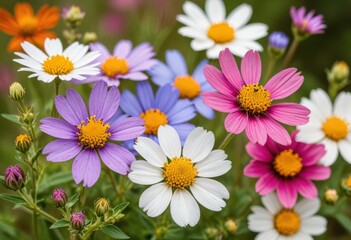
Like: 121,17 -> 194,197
244,132 -> 331,208
40,81 -> 145,187
80,41 -> 157,87
202,48 -> 310,146
290,6 -> 326,34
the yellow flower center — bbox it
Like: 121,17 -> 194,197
140,109 -> 168,135
101,56 -> 129,78
77,116 -> 111,149
207,22 -> 235,44
302,19 -> 309,29
237,84 -> 272,114
16,134 -> 31,145
274,149 -> 302,177
346,176 -> 351,188
322,116 -> 348,141
274,209 -> 301,236
18,15 -> 39,35
173,75 -> 201,100
43,55 -> 74,75
163,157 -> 198,189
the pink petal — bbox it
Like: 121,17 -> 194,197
244,160 -> 271,177
294,177 -> 318,199
277,180 -> 298,208
298,143 -> 326,166
224,111 -> 248,134
268,103 -> 310,126
218,48 -> 244,91
202,92 -> 239,113
245,117 -> 267,145
260,116 -> 291,146
240,50 -> 261,85
300,165 -> 331,180
204,65 -> 236,97
246,142 -> 273,162
256,173 -> 278,195
264,68 -> 304,100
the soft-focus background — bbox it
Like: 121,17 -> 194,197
1,0 -> 351,239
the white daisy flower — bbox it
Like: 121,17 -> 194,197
177,0 -> 268,59
13,38 -> 100,83
248,193 -> 327,240
128,125 -> 231,227
296,89 -> 351,166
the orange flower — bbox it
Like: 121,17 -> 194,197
0,3 -> 60,52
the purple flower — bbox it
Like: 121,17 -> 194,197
40,81 -> 145,187
268,32 -> 289,50
5,165 -> 25,191
290,6 -> 326,34
78,41 -> 157,87
52,188 -> 68,207
70,211 -> 85,231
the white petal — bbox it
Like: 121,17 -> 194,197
205,0 -> 226,23
310,89 -> 332,118
158,125 -> 181,159
233,39 -> 263,51
195,150 -> 231,177
59,74 -> 73,81
190,39 -> 214,51
182,1 -> 210,30
74,51 -> 100,68
294,198 -> 320,219
295,125 -> 324,144
190,178 -> 229,211
37,73 -> 56,83
178,27 -> 207,40
183,127 -> 214,162
319,139 -> 338,166
226,41 -> 250,57
251,206 -> 273,218
134,137 -> 167,168
13,58 -> 42,70
338,140 -> 351,163
235,23 -> 268,40
128,161 -> 163,185
206,44 -> 226,59
300,97 -> 325,123
65,43 -> 89,63
300,216 -> 327,235
139,183 -> 172,217
176,15 -> 200,29
20,41 -> 47,63
45,38 -> 63,56
248,213 -> 274,232
255,230 -> 279,240
262,193 -> 282,215
227,3 -> 252,29
292,232 -> 313,240
170,189 -> 200,227
334,92 -> 351,122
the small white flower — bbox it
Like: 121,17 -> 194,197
13,38 -> 100,83
296,89 -> 351,166
128,125 -> 231,227
177,0 -> 268,59
248,193 -> 327,240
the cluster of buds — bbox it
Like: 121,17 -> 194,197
82,32 -> 98,44
15,134 -> 31,153
52,188 -> 68,207
9,82 -> 25,102
268,32 -> 289,59
4,165 -> 25,191
70,211 -> 85,231
62,6 -> 85,28
95,198 -> 110,216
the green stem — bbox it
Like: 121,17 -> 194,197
81,218 -> 101,240
280,37 -> 299,70
107,170 -> 120,198
263,56 -> 277,83
328,83 -> 339,100
218,133 -> 234,150
51,79 -> 61,117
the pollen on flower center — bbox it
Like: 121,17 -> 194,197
18,16 -> 39,35
346,176 -> 351,188
274,149 -> 302,177
140,109 -> 168,135
101,56 -> 129,78
207,22 -> 235,44
43,55 -> 74,75
77,115 -> 111,149
274,209 -> 301,236
173,75 -> 201,99
237,84 -> 272,114
163,157 -> 198,189
322,116 -> 348,141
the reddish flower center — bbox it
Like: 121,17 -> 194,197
101,56 -> 129,78
207,22 -> 235,44
163,157 -> 198,189
237,84 -> 272,114
274,209 -> 301,236
18,15 -> 39,35
173,75 -> 201,99
274,149 -> 302,177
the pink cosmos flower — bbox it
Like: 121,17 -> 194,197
244,132 -> 331,208
290,6 -> 326,34
202,48 -> 310,146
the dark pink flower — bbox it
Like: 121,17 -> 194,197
244,132 -> 331,208
290,6 -> 326,34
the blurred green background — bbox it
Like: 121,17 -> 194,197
0,0 -> 351,239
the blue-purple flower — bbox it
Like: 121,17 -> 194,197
40,81 -> 145,187
149,50 -> 214,119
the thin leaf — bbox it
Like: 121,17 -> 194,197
65,193 -> 80,209
100,224 -> 129,239
31,148 -> 42,164
1,114 -> 20,125
113,202 -> 129,214
0,194 -> 26,205
335,213 -> 351,233
50,219 -> 70,229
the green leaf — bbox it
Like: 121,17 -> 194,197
30,148 -> 42,164
1,114 -> 20,125
38,172 -> 73,193
335,213 -> 351,233
100,224 -> 129,239
65,193 -> 80,209
49,219 -> 70,229
0,176 -> 5,187
113,202 -> 129,214
0,194 -> 26,205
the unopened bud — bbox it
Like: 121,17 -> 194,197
5,165 -> 25,191
22,111 -> 34,124
15,134 -> 31,153
328,61 -> 349,84
62,6 -> 85,28
70,211 -> 85,231
324,189 -> 338,204
82,32 -> 97,44
95,198 -> 109,216
225,219 -> 238,233
268,32 -> 289,59
52,188 -> 68,207
341,174 -> 351,196
9,82 -> 25,101
205,227 -> 219,238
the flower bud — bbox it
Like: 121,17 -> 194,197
224,219 -> 238,233
268,32 -> 289,58
5,165 -> 25,191
70,211 -> 85,231
15,134 -> 31,153
52,188 -> 68,207
341,174 -> 351,196
327,61 -> 349,84
22,110 -> 34,124
9,82 -> 25,101
62,6 -> 85,28
82,32 -> 98,44
205,227 -> 219,238
95,197 -> 109,216
324,189 -> 339,204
